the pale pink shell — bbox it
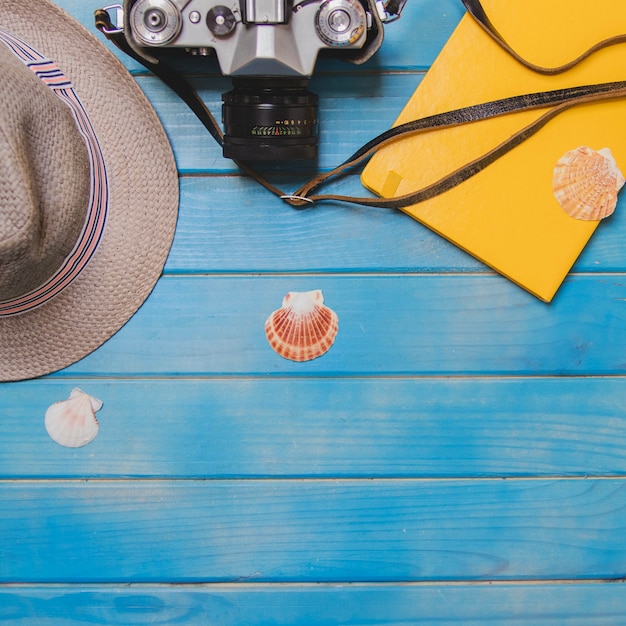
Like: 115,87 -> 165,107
265,290 -> 339,362
44,388 -> 102,448
552,146 -> 625,221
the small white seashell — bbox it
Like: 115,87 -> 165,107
44,388 -> 102,448
265,290 -> 339,362
552,146 -> 625,221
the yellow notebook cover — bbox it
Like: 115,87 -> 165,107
361,0 -> 626,301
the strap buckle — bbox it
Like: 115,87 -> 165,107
98,4 -> 124,34
280,195 -> 315,205
376,0 -> 407,23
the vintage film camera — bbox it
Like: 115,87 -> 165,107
120,0 -> 405,160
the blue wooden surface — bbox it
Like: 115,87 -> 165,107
2,0 -> 626,623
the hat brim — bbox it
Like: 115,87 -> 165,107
0,0 -> 179,381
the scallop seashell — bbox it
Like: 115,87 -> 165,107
44,388 -> 102,448
265,290 -> 339,362
553,146 -> 625,221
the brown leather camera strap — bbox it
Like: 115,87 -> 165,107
461,0 -> 626,75
95,3 -> 626,210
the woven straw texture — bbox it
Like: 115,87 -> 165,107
0,44 -> 91,301
0,0 -> 179,381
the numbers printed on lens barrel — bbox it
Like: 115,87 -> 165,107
251,126 -> 305,137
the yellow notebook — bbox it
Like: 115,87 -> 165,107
361,0 -> 626,301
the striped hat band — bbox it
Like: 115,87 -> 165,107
0,30 -> 108,316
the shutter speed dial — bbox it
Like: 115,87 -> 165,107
130,0 -> 182,46
315,0 -> 366,46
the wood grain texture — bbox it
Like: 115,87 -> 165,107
3,583 -> 626,625
164,175 -> 626,273
51,274 -> 626,376
3,0 -> 626,622
2,479 -> 626,583
2,377 -> 626,479
140,74 -> 424,173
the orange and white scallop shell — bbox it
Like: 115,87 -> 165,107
44,388 -> 102,448
552,146 -> 625,221
265,290 -> 339,362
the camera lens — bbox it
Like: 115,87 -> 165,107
222,79 -> 319,161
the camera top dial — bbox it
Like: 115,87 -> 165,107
315,0 -> 366,47
206,5 -> 237,36
130,0 -> 182,46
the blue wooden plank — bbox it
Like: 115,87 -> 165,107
167,174 -> 480,273
4,1 -> 624,621
50,274 -> 626,376
3,582 -> 626,625
2,377 -> 626,479
141,73 -> 425,173
164,174 -> 626,273
2,478 -> 626,583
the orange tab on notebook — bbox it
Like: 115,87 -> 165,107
361,0 -> 626,301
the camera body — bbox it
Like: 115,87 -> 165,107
124,0 -> 391,160
128,0 -> 371,76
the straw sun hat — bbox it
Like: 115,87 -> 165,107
0,0 -> 179,381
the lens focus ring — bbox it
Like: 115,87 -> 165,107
315,0 -> 366,46
130,0 -> 182,46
